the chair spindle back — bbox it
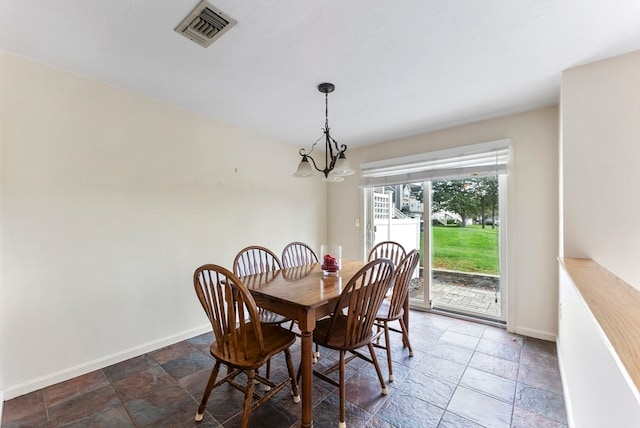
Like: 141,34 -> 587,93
281,242 -> 319,268
368,241 -> 406,267
384,249 -> 420,319
234,246 -> 282,276
322,258 -> 395,349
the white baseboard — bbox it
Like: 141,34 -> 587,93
3,324 -> 211,400
513,326 -> 557,342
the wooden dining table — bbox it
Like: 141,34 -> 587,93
240,259 -> 367,428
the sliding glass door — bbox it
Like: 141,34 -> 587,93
365,177 -> 505,323
362,140 -> 510,323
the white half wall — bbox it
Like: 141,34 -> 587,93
558,266 -> 640,427
0,52 -> 327,398
560,50 -> 640,290
329,107 -> 560,340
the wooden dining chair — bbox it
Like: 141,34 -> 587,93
234,246 -> 291,384
373,249 -> 420,382
311,258 -> 395,428
281,241 -> 324,361
281,241 -> 319,268
192,264 -> 300,428
233,246 -> 290,325
367,240 -> 406,267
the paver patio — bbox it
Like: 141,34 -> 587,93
410,276 -> 502,318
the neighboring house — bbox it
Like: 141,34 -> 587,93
432,210 -> 462,225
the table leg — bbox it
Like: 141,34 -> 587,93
299,310 -> 316,428
300,330 -> 313,427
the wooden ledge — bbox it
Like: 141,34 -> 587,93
559,257 -> 640,392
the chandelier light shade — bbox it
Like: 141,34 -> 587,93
293,83 -> 355,182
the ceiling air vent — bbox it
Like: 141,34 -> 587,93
175,0 -> 237,48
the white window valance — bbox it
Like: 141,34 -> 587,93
359,139 -> 510,188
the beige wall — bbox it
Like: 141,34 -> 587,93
561,50 -> 640,290
0,52 -> 326,398
329,106 -> 560,340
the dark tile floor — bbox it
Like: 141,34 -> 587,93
2,310 -> 567,427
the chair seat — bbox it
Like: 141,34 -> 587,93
375,300 -> 404,322
314,315 -> 373,351
210,323 -> 297,369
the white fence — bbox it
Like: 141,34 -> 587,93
372,192 -> 420,253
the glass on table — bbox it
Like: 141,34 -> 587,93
320,244 -> 341,276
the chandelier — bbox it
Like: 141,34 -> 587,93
293,83 -> 355,182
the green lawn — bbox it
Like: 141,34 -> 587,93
421,225 -> 499,274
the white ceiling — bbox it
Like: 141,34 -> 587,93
1,1 -> 639,149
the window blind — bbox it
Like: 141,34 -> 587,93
359,139 -> 510,188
